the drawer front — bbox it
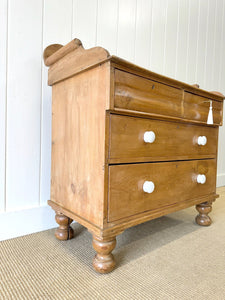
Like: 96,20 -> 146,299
114,69 -> 182,117
184,92 -> 223,125
109,114 -> 218,162
108,159 -> 216,222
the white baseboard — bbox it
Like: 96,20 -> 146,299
0,205 -> 56,241
217,173 -> 225,187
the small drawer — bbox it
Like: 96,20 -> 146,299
109,114 -> 218,163
108,159 -> 216,222
114,69 -> 182,117
184,92 -> 223,125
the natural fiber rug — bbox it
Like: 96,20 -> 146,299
1,187 -> 225,300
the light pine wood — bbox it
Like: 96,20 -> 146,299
110,57 -> 224,102
44,40 -> 224,102
184,92 -> 223,125
109,114 -> 218,162
195,201 -> 213,226
43,39 -> 82,66
92,235 -> 116,273
48,192 -> 218,238
103,193 -> 218,233
46,41 -> 110,85
211,91 -> 225,97
44,38 -> 224,273
48,199 -> 106,238
55,212 -> 74,240
114,69 -> 223,125
114,69 -> 182,118
50,62 -> 110,228
43,44 -> 63,66
192,84 -> 200,88
110,107 -> 220,127
108,159 -> 217,222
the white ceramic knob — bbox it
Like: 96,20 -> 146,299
144,131 -> 156,143
143,181 -> 155,193
197,136 -> 207,146
197,174 -> 206,184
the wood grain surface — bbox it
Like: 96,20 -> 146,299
44,38 -> 224,273
50,63 -> 110,228
43,39 -> 82,66
108,159 -> 217,222
184,92 -> 223,125
114,69 -> 182,117
48,45 -> 110,85
109,114 -> 218,162
111,57 -> 224,102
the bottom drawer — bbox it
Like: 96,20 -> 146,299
108,159 -> 216,222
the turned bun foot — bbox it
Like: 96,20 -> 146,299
195,202 -> 212,226
92,236 -> 116,273
55,212 -> 74,240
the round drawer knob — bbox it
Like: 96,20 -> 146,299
143,181 -> 155,193
144,131 -> 156,143
197,174 -> 206,184
197,136 -> 207,146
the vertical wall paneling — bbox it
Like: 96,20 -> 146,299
134,0 -> 152,69
96,0 -> 119,54
217,1 -> 225,184
195,0 -> 208,90
43,0 -> 73,47
219,0 -> 225,93
204,0 -> 216,90
117,0 -> 137,62
175,0 -> 189,82
211,0 -> 224,92
0,0 -> 7,212
163,0 -> 179,79
186,0 -> 199,85
40,0 -> 73,206
72,0 -> 98,48
149,0 -> 168,74
6,0 -> 43,211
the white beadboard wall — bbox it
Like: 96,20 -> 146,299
1,0 -> 225,241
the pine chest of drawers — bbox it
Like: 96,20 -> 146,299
44,39 -> 224,273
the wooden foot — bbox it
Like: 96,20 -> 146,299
55,212 -> 74,240
92,236 -> 116,273
195,202 -> 212,226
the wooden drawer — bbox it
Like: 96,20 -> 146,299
108,159 -> 216,222
184,92 -> 223,125
109,114 -> 218,163
114,69 -> 182,117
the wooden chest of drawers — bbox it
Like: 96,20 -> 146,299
44,39 -> 224,273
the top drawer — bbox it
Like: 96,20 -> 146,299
114,69 -> 182,118
184,92 -> 223,125
113,69 -> 223,125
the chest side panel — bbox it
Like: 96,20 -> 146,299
51,63 -> 110,227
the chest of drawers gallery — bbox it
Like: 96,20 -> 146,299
43,38 -> 224,273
